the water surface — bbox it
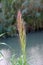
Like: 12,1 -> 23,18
0,31 -> 43,65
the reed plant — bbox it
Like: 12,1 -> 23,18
17,10 -> 26,65
11,10 -> 27,65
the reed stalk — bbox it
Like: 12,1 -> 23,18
17,10 -> 26,65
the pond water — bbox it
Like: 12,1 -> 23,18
0,31 -> 43,65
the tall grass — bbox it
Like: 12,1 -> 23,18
17,10 -> 26,65
17,10 -> 26,55
11,10 -> 27,65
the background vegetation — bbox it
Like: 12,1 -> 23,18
0,0 -> 43,36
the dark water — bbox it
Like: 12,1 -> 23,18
0,31 -> 43,65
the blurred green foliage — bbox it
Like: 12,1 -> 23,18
11,54 -> 27,65
0,0 -> 43,35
